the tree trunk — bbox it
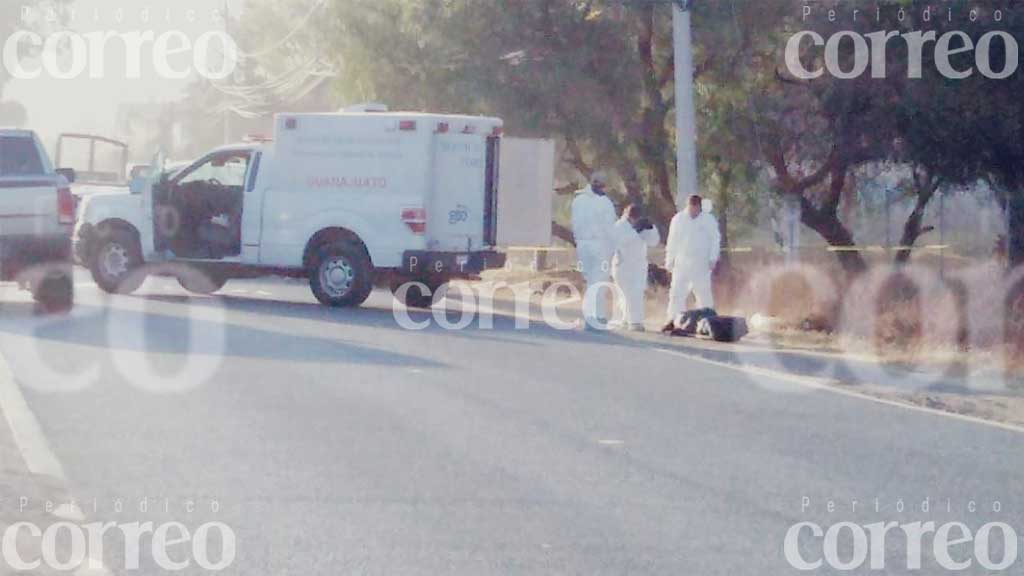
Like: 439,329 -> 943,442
552,222 -> 575,246
801,197 -> 867,275
634,4 -> 676,222
895,187 -> 937,265
716,166 -> 732,270
766,148 -> 867,274
1010,192 -> 1024,269
802,164 -> 867,275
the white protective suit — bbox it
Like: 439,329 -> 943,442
612,218 -> 661,327
571,185 -> 618,324
665,211 -> 721,319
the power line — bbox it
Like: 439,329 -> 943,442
234,0 -> 329,61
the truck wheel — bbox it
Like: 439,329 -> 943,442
178,271 -> 228,295
309,241 -> 373,307
33,271 -> 73,314
390,278 -> 446,309
91,229 -> 145,294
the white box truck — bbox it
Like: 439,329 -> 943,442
73,110 -> 506,307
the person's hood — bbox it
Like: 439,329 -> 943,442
578,184 -> 613,198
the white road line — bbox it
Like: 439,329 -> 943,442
654,347 -> 1024,435
0,351 -> 67,480
0,353 -> 110,574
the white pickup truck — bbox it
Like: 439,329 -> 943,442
74,110 -> 506,307
0,129 -> 76,312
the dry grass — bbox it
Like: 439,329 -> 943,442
485,250 -> 1023,380
714,254 -> 1024,382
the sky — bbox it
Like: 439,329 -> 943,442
5,0 -> 247,146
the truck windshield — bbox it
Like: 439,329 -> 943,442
0,136 -> 44,177
178,152 -> 251,188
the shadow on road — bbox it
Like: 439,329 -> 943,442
0,301 -> 442,368
183,292 -> 656,351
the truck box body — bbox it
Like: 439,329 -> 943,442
265,112 -> 502,269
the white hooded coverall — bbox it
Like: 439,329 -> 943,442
571,186 -> 618,324
665,211 -> 721,319
612,218 -> 660,326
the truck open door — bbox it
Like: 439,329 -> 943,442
240,149 -> 266,263
138,150 -> 165,258
496,138 -> 555,247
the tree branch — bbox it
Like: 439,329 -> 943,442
562,133 -> 592,178
552,221 -> 575,246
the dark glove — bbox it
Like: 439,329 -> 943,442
633,217 -> 654,233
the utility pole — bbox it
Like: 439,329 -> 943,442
938,189 -> 945,279
222,0 -> 232,145
672,0 -> 699,209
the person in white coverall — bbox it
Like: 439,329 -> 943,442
571,171 -> 618,329
664,194 -> 721,329
612,205 -> 660,332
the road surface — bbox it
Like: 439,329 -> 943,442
0,270 -> 1020,575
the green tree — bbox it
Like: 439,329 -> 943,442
890,1 -> 1024,268
229,0 -> 1020,275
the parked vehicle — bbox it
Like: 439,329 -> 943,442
74,110 -> 506,307
0,129 -> 76,313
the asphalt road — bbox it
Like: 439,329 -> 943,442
0,269 -> 1022,575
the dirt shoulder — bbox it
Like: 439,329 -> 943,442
468,272 -> 1024,430
640,329 -> 1024,430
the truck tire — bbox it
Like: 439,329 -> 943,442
178,271 -> 228,295
91,228 -> 145,295
390,278 -> 446,309
309,241 -> 373,307
33,270 -> 73,314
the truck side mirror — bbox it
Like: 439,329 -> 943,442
56,167 -> 76,184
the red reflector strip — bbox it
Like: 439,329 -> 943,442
57,187 -> 75,224
401,207 -> 427,235
401,208 -> 426,221
399,120 -> 417,132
